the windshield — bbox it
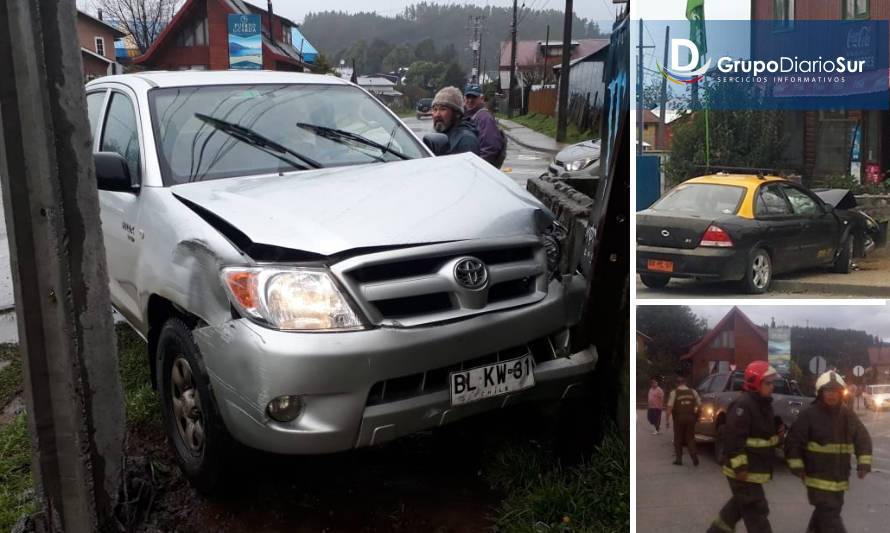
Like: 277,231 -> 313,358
148,84 -> 428,185
652,184 -> 746,216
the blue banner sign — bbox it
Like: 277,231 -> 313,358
634,20 -> 889,110
228,14 -> 262,70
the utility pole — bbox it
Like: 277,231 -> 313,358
636,19 -> 653,154
467,15 -> 486,84
540,24 -> 551,87
508,0 -> 518,118
0,1 -> 125,532
555,0 -> 574,142
657,26 -> 670,150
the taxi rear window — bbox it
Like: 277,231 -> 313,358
652,183 -> 745,216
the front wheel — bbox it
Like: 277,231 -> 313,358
640,273 -> 670,289
158,318 -> 232,494
742,248 -> 772,294
713,423 -> 726,465
831,236 -> 854,274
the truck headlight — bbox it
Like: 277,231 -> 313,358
699,406 -> 714,423
221,267 -> 364,331
565,157 -> 596,172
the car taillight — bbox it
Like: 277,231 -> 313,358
700,225 -> 733,248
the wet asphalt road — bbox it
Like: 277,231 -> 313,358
400,116 -> 553,188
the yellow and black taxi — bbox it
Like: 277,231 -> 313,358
636,173 -> 887,294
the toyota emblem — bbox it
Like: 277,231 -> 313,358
454,257 -> 488,290
661,229 -> 671,237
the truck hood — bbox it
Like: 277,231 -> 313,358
171,153 -> 552,257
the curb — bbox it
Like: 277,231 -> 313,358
771,279 -> 890,298
502,129 -> 563,155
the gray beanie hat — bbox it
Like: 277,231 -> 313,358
432,86 -> 464,114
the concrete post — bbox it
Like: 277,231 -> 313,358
0,1 -> 125,531
555,0 -> 573,142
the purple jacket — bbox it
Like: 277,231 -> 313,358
466,106 -> 505,166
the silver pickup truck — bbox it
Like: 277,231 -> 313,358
84,71 -> 596,491
694,370 -> 811,461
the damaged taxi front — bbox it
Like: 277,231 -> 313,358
86,71 -> 596,491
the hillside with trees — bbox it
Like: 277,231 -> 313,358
301,2 -> 605,77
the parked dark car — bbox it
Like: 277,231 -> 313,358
695,370 -> 812,462
416,97 -> 433,119
636,174 -> 887,294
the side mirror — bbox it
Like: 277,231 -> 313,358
94,152 -> 135,192
422,133 -> 449,156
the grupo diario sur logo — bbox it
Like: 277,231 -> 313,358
639,20 -> 888,110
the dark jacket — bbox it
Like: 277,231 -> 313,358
722,391 -> 779,484
466,107 -> 505,166
785,399 -> 872,492
444,117 -> 480,156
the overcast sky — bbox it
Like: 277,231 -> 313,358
678,304 -> 890,342
634,0 -> 749,20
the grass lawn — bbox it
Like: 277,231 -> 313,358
496,113 -> 593,146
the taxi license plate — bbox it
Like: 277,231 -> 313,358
647,259 -> 674,273
450,355 -> 535,407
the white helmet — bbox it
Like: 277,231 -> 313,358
815,371 -> 846,393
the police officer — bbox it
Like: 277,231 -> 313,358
665,375 -> 701,465
707,361 -> 782,533
785,371 -> 872,533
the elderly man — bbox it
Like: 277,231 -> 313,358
463,83 -> 507,167
430,86 -> 480,156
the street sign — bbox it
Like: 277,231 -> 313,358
809,356 -> 828,375
854,365 -> 865,377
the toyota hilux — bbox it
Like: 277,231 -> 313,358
85,71 -> 596,491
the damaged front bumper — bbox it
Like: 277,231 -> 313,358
193,274 -> 595,454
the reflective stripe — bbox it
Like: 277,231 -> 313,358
805,477 -> 849,492
806,442 -> 854,454
746,436 -> 779,448
859,455 -> 872,465
729,454 -> 748,469
711,517 -> 734,532
722,466 -> 771,483
787,458 -> 804,469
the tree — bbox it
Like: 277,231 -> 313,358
365,38 -> 394,74
641,78 -> 663,110
414,37 -> 437,62
439,61 -> 467,89
92,0 -> 177,54
382,45 -> 414,73
405,60 -> 442,92
312,53 -> 335,75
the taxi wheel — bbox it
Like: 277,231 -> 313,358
640,274 -> 670,289
158,317 -> 232,495
831,237 -> 853,274
742,248 -> 772,294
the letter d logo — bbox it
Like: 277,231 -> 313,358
671,39 -> 699,72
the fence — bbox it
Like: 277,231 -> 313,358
526,88 -> 601,134
529,89 -> 557,117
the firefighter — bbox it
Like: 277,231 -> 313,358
707,361 -> 782,533
665,375 -> 700,465
785,371 -> 872,533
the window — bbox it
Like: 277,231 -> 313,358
843,0 -> 868,19
652,184 -> 745,216
773,0 -> 794,30
100,93 -> 141,183
781,185 -> 822,216
175,13 -> 208,47
95,36 -> 105,56
281,24 -> 293,46
755,184 -> 792,217
710,330 -> 735,348
86,91 -> 107,139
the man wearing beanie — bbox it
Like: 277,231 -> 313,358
785,371 -> 871,533
430,86 -> 480,156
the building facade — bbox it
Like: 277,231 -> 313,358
680,307 -> 768,386
77,10 -> 125,81
134,0 -> 309,71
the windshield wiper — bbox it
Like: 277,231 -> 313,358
296,122 -> 411,161
195,113 -> 322,170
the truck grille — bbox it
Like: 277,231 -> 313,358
365,331 -> 569,406
330,238 -> 549,327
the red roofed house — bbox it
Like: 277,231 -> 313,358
134,0 -> 309,72
868,346 -> 890,379
499,39 -> 610,90
681,307 -> 768,386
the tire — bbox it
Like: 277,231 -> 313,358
158,317 -> 232,494
742,248 -> 772,294
831,236 -> 853,274
713,423 -> 726,465
640,273 -> 670,289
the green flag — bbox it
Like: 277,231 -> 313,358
686,0 -> 707,58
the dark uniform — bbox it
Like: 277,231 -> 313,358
708,391 -> 778,533
671,387 -> 699,464
785,400 -> 872,533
